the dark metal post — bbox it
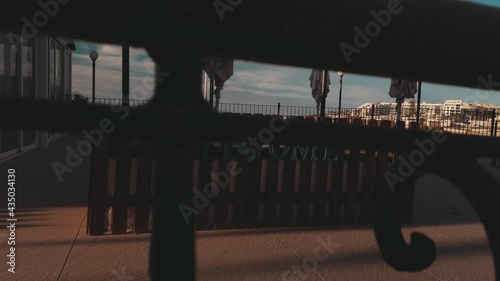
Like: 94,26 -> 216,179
122,45 -> 130,107
491,109 -> 496,137
371,104 -> 375,120
416,81 -> 422,123
320,70 -> 327,118
494,120 -> 499,168
338,75 -> 343,120
209,69 -> 215,108
492,109 -> 497,167
277,102 -> 281,116
92,60 -> 96,104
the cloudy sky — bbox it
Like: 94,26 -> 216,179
72,0 -> 500,108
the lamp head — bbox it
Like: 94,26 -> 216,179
89,50 -> 99,61
337,71 -> 344,77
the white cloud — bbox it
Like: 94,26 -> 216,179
99,45 -> 122,57
72,43 -> 155,100
227,86 -> 312,101
72,44 -> 500,108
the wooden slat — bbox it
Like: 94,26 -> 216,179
134,139 -> 155,233
87,135 -> 111,235
233,159 -> 249,228
246,159 -> 262,228
338,118 -> 349,124
150,142 -> 197,281
376,120 -> 392,177
280,160 -> 295,226
345,118 -> 362,224
329,118 -> 348,224
297,160 -> 313,226
112,137 -> 134,234
373,120 -> 393,225
393,121 -> 406,165
264,159 -> 279,227
313,158 -> 329,225
195,160 -> 213,230
321,118 -> 332,124
401,122 -> 419,223
359,119 -> 378,224
395,121 -> 406,129
215,160 -> 230,229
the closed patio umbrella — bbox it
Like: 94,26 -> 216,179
388,78 -> 417,121
203,56 -> 234,112
310,69 -> 330,117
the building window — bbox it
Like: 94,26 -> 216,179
49,40 -> 66,101
0,32 -> 20,154
23,36 -> 36,147
55,45 -> 63,100
23,37 -> 34,99
0,33 -> 73,158
48,39 -> 70,139
0,44 -> 3,75
49,41 -> 55,100
65,51 -> 71,100
0,34 -> 18,97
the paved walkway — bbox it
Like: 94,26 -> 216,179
0,135 -> 498,281
0,210 -> 495,281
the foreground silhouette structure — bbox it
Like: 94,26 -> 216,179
1,1 -> 500,280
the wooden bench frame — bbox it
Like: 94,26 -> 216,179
87,118 -> 420,235
2,1 -> 500,280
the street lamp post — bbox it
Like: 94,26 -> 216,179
89,51 -> 99,104
337,71 -> 344,120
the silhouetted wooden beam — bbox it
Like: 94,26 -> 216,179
122,45 -> 130,106
148,55 -> 203,281
1,98 -> 499,156
1,1 -> 500,91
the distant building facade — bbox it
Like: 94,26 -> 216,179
443,100 -> 463,117
354,101 -> 441,122
355,99 -> 499,127
0,32 -> 74,160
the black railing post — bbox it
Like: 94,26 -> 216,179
416,81 -> 422,123
92,60 -> 96,104
491,109 -> 498,167
277,102 -> 281,116
209,72 -> 214,108
371,104 -> 375,120
496,120 -> 499,167
491,109 -> 496,137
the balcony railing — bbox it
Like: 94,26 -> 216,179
91,98 -> 149,107
218,102 -> 500,138
82,99 -> 500,138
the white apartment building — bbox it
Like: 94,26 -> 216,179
443,100 -> 463,116
355,102 -> 441,121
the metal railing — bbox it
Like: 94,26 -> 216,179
219,102 -> 499,137
80,99 -> 500,140
91,98 -> 149,107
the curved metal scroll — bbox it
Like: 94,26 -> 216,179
374,150 -> 500,279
